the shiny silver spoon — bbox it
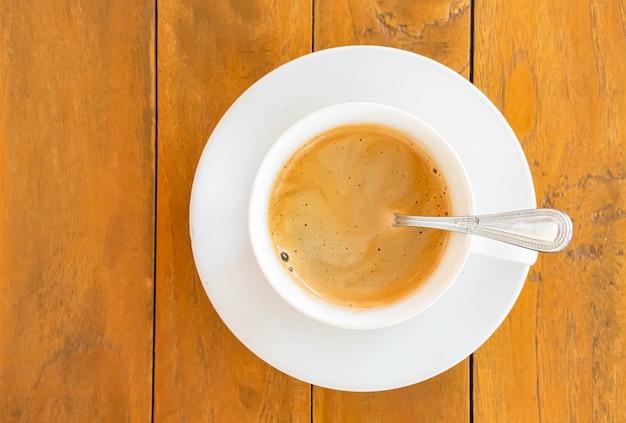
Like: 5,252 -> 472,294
394,208 -> 573,252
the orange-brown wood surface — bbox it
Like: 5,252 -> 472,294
473,1 -> 626,421
313,1 -> 471,421
2,0 -> 625,421
0,0 -> 155,421
314,0 -> 471,77
154,0 -> 311,421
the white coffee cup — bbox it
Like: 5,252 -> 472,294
249,103 -> 475,329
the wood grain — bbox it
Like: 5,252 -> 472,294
313,1 -> 471,421
6,0 -> 622,420
474,0 -> 626,421
314,0 -> 472,76
0,0 -> 155,421
313,361 -> 468,422
154,0 -> 311,421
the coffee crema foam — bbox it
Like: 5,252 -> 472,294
268,123 -> 451,309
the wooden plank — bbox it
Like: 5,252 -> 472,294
154,0 -> 312,421
0,1 -> 155,421
313,1 -> 471,421
314,0 -> 472,76
474,1 -> 626,421
313,361 -> 468,422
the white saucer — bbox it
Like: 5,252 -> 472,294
189,46 -> 537,392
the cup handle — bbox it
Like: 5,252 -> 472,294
470,236 -> 539,265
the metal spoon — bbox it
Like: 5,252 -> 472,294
394,208 -> 573,252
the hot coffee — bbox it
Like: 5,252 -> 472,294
267,123 -> 451,309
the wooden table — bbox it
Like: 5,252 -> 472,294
1,0 -> 624,421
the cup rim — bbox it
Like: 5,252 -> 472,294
249,102 -> 475,330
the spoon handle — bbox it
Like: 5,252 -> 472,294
394,208 -> 573,253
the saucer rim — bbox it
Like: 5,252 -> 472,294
189,45 -> 534,391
